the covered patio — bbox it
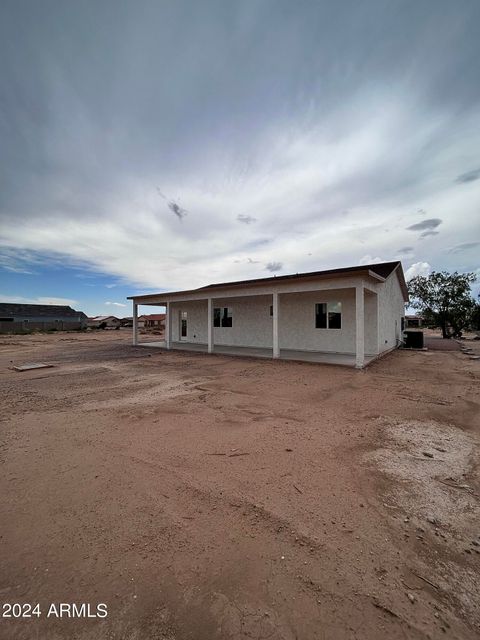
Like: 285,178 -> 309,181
138,340 -> 378,367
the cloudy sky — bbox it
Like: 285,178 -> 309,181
1,0 -> 479,316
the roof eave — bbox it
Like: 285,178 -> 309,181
127,267 -> 387,303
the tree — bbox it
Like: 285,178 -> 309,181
407,271 -> 477,338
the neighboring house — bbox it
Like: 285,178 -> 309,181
405,315 -> 423,328
120,317 -> 133,327
87,315 -> 121,328
0,303 -> 88,333
141,313 -> 166,329
128,261 -> 408,368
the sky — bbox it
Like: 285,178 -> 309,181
0,0 -> 479,317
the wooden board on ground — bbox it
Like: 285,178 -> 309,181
13,363 -> 54,371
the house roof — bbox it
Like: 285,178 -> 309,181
0,303 -> 87,319
142,313 -> 166,320
89,315 -> 120,322
198,261 -> 403,291
128,261 -> 408,301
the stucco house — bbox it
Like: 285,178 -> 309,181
139,313 -> 165,329
128,261 -> 408,368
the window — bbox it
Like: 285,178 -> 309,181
315,303 -> 327,328
213,307 -> 232,327
328,302 -> 342,329
315,302 -> 342,329
180,311 -> 187,338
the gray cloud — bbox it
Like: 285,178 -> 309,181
168,200 -> 187,221
406,218 -> 442,232
455,168 -> 480,184
397,246 -> 414,254
0,1 -> 479,291
448,241 -> 480,253
265,262 -> 283,272
420,230 -> 440,239
237,214 -> 257,224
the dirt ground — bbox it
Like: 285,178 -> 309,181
0,331 -> 479,640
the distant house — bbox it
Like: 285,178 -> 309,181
405,315 -> 423,328
120,316 -> 133,327
87,315 -> 121,329
140,313 -> 166,329
0,303 -> 88,333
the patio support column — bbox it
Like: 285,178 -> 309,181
165,301 -> 171,349
207,298 -> 213,353
355,284 -> 365,368
132,302 -> 138,346
272,291 -> 280,358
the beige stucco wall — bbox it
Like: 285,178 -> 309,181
212,295 -> 273,347
278,289 -> 354,352
169,287 -> 379,355
170,300 -> 208,343
172,296 -> 274,348
377,271 -> 406,353
364,290 -> 378,355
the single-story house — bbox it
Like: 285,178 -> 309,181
127,261 -> 408,368
140,313 -> 166,329
0,303 -> 88,333
87,315 -> 121,329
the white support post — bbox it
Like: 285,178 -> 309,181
165,301 -> 171,349
207,298 -> 213,353
355,284 -> 365,369
132,302 -> 138,346
272,291 -> 280,358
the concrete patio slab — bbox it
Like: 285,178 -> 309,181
138,340 -> 377,367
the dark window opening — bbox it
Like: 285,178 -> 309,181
222,307 -> 232,327
214,307 -> 232,327
316,302 -> 342,329
315,303 -> 327,329
328,302 -> 342,329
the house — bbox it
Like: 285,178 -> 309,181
127,261 -> 408,368
87,315 -> 121,329
0,303 -> 88,333
405,314 -> 423,328
140,313 -> 166,329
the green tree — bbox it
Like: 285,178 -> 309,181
408,271 -> 477,338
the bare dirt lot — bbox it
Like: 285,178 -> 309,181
1,331 -> 479,640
